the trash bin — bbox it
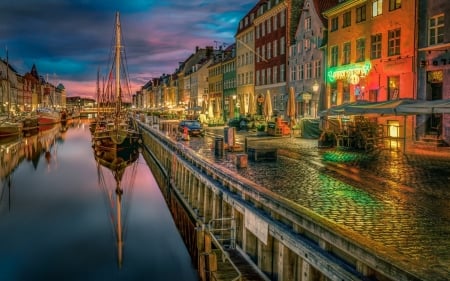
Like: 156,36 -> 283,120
214,137 -> 224,156
223,127 -> 229,144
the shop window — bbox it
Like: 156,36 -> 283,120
388,76 -> 400,100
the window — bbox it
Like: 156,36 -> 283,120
331,45 -> 339,67
389,0 -> 401,11
267,18 -> 271,33
262,45 -> 266,61
429,14 -> 444,45
256,47 -> 260,62
370,33 -> 382,59
273,41 -> 278,57
267,68 -> 271,84
343,42 -> 351,64
299,64 -> 304,80
280,37 -> 285,55
314,60 -> 321,78
372,0 -> 383,17
267,43 -> 272,59
306,62 -> 312,79
256,25 -> 259,39
280,64 -> 285,82
262,69 -> 266,85
291,65 -> 296,81
388,76 -> 400,100
280,10 -> 285,27
304,39 -> 311,51
356,5 -> 366,23
331,17 -> 338,31
343,11 -> 351,28
273,66 -> 277,83
273,15 -> 278,31
305,17 -> 311,31
262,22 -> 266,36
388,28 -> 400,56
256,70 -> 260,85
356,38 -> 365,62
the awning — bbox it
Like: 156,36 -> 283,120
397,99 -> 450,114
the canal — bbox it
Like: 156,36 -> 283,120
0,119 -> 198,281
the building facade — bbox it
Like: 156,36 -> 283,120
254,0 -> 290,117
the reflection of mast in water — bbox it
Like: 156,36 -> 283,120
95,145 -> 139,268
0,136 -> 21,212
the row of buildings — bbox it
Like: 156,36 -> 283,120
134,0 -> 449,144
0,62 -> 66,114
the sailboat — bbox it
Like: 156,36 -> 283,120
0,50 -> 23,138
92,12 -> 140,151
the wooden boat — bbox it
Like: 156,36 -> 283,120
92,12 -> 140,151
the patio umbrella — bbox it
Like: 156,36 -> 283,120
240,94 -> 246,115
214,99 -> 220,118
208,101 -> 213,118
229,97 -> 235,119
286,87 -> 296,126
248,92 -> 256,115
263,90 -> 272,122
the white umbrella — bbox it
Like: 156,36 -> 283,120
248,92 -> 256,115
263,90 -> 272,122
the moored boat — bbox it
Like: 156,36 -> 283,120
37,107 -> 61,125
92,12 -> 141,151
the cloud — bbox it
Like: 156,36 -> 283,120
0,0 -> 255,97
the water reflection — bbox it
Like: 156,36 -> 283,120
93,143 -> 139,268
0,119 -> 198,280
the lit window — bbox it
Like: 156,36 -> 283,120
370,33 -> 382,59
388,76 -> 400,100
388,28 -> 400,56
429,14 -> 444,45
372,0 -> 383,17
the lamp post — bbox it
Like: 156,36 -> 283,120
232,95 -> 238,119
311,80 -> 320,117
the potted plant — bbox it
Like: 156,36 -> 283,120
256,124 -> 266,136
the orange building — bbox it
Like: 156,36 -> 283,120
323,0 -> 418,146
323,0 -> 417,105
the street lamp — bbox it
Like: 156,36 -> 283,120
311,80 -> 320,117
232,95 -> 238,119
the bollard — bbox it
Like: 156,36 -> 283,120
214,137 -> 224,156
235,153 -> 248,168
223,127 -> 229,144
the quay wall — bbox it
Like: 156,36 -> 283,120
138,120 -> 422,281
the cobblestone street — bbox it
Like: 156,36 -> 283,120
178,126 -> 450,280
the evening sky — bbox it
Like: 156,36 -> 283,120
0,0 -> 255,97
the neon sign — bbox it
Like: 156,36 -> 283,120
327,62 -> 372,84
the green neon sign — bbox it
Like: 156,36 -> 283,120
327,61 -> 372,83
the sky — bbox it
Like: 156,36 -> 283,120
0,0 -> 255,98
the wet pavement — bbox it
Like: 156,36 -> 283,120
169,125 -> 450,281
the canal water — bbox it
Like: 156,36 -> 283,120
0,119 -> 198,281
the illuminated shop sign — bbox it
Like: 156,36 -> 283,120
327,62 -> 372,84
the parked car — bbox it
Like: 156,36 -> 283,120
178,120 -> 205,137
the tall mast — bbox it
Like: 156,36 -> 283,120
115,12 -> 121,113
6,46 -> 9,117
